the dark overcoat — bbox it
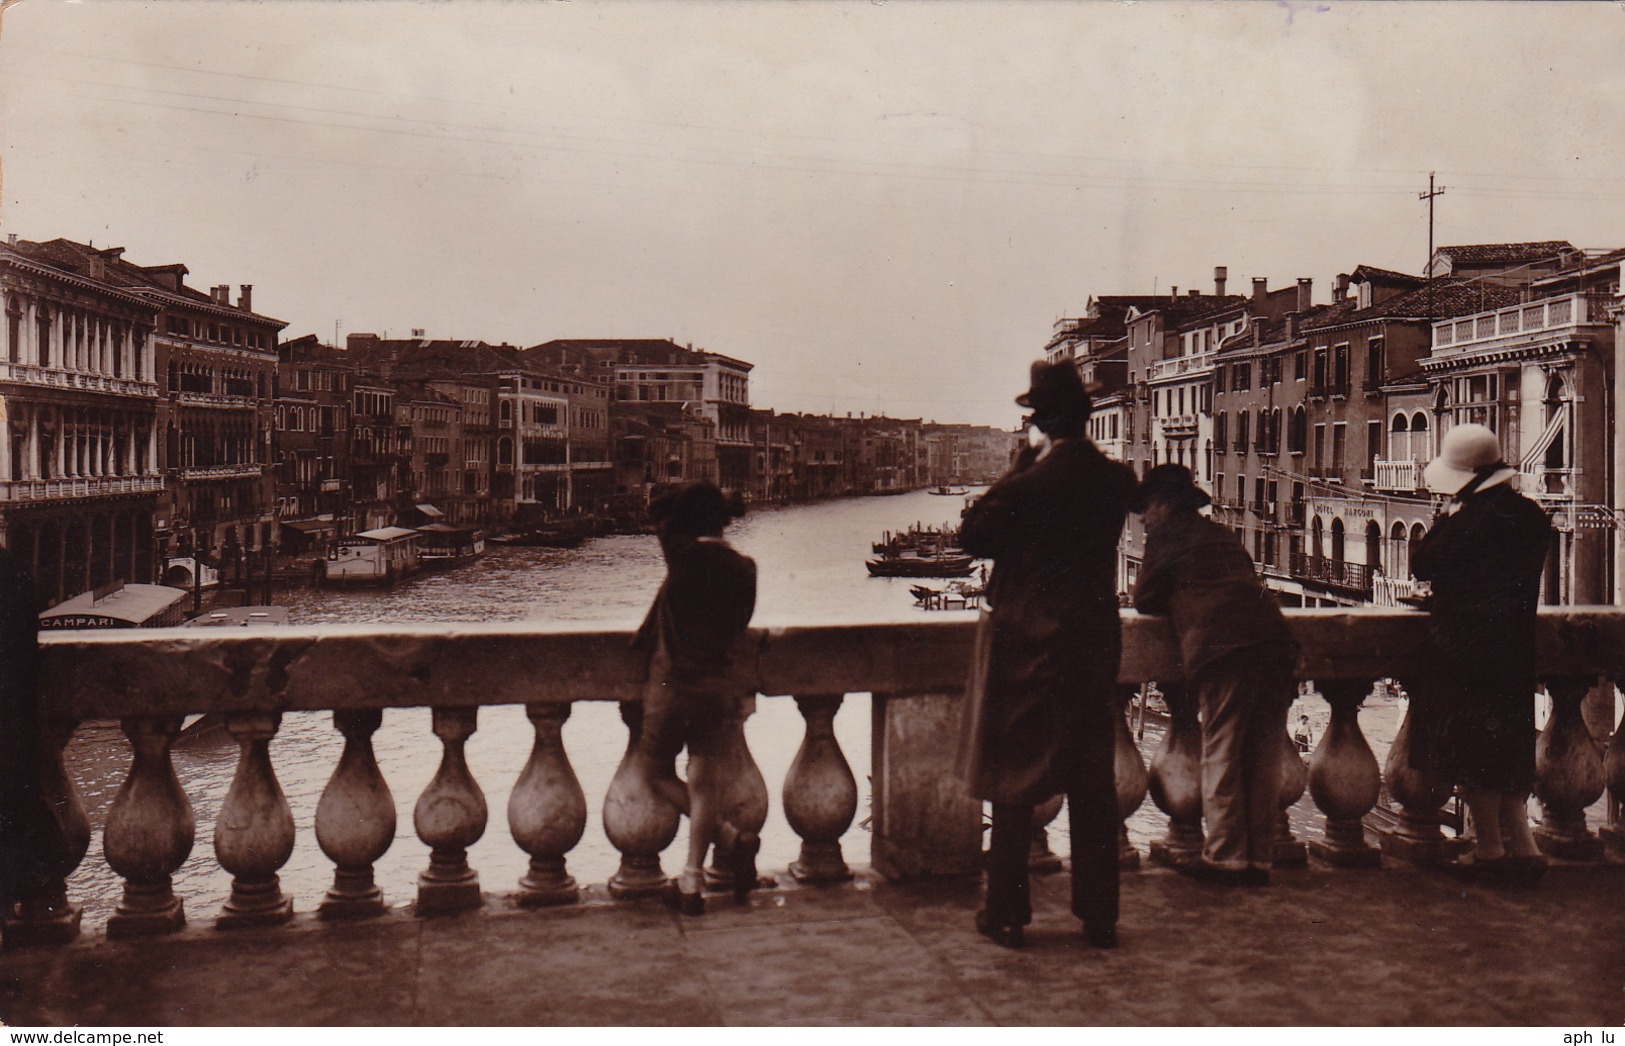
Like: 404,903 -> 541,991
1406,481 -> 1551,791
1131,512 -> 1296,678
0,548 -> 51,909
955,438 -> 1135,805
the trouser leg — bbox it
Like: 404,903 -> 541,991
1242,690 -> 1289,870
985,802 -> 1033,928
1066,737 -> 1119,931
1199,669 -> 1250,870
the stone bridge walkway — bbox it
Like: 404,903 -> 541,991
3,861 -> 1622,1026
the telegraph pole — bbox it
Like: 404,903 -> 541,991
1419,172 -> 1447,275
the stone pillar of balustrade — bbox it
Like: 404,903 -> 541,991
703,697 -> 771,895
783,693 -> 858,884
316,708 -> 396,920
414,706 -> 487,914
1028,793 -> 1064,874
1534,677 -> 1606,861
870,691 -> 982,879
1148,683 -> 1203,868
104,717 -> 195,939
604,702 -> 680,899
216,712 -> 296,928
1367,693 -> 1467,865
1114,687 -> 1147,870
510,702 -> 587,907
2,715 -> 91,948
1603,675 -> 1625,859
1306,680 -> 1382,867
1273,723 -> 1309,868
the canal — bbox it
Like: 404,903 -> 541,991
61,488 -> 1401,924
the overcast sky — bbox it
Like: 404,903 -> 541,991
3,1 -> 1623,428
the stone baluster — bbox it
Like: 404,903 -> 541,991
2,715 -> 91,948
869,691 -> 982,878
1114,686 -> 1148,869
1603,675 -> 1625,859
414,706 -> 487,914
783,693 -> 857,884
1148,683 -> 1204,868
1534,677 -> 1606,861
1306,680 -> 1382,867
1371,690 -> 1466,864
603,702 -> 680,899
1028,794 -> 1065,874
216,712 -> 297,928
316,709 -> 396,919
509,703 -> 586,906
1273,715 -> 1309,868
704,696 -> 771,893
104,717 -> 194,938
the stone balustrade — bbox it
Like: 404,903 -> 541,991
4,608 -> 1624,950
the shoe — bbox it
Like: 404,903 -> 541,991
1449,855 -> 1513,884
1179,861 -> 1269,887
1084,924 -> 1118,949
974,909 -> 1024,949
660,880 -> 704,917
1505,854 -> 1548,887
729,830 -> 761,903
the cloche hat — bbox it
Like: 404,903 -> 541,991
1422,423 -> 1508,495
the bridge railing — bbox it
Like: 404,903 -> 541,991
5,607 -> 1623,948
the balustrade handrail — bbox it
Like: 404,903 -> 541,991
37,608 -> 1625,718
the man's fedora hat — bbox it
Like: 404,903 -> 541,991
1131,463 -> 1212,513
1422,423 -> 1507,495
1015,360 -> 1094,418
650,480 -> 745,534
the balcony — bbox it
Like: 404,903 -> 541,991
1250,499 -> 1276,519
1288,553 -> 1373,596
1370,572 -> 1419,608
1373,459 -> 1424,493
0,475 -> 163,502
2,611 -> 1622,1024
0,362 -> 159,399
1148,350 -> 1216,380
179,464 -> 263,482
176,391 -> 259,410
1160,414 -> 1199,439
1432,291 -> 1614,354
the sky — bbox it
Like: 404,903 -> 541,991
2,0 -> 1624,429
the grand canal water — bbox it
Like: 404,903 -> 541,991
61,487 -> 1404,926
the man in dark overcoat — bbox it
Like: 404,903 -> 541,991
1130,464 -> 1297,886
0,545 -> 52,919
957,360 -> 1136,949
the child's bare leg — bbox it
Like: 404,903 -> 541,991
1500,792 -> 1540,857
680,752 -> 717,895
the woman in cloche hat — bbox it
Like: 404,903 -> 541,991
1407,423 -> 1552,885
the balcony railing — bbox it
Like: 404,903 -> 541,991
1160,414 -> 1199,439
1370,573 -> 1419,608
178,464 -> 263,482
0,475 -> 164,502
6,611 -> 1623,951
0,362 -> 159,399
1433,292 -> 1614,353
1289,553 -> 1373,595
1372,459 -> 1424,493
1148,350 -> 1216,380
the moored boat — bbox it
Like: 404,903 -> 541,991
38,582 -> 191,631
415,523 -> 487,564
321,527 -> 423,587
866,551 -> 976,577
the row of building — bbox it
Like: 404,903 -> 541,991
0,235 -> 1014,609
1052,241 -> 1623,609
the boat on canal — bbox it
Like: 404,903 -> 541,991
415,523 -> 487,565
866,549 -> 976,577
38,582 -> 192,631
320,527 -> 424,587
928,485 -> 969,496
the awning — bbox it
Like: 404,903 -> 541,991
40,584 -> 189,629
415,503 -> 445,519
281,519 -> 338,536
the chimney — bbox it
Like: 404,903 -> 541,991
5,234 -> 15,246
1251,316 -> 1265,344
1335,273 -> 1350,301
237,284 -> 253,312
211,284 -> 230,305
1188,289 -> 1200,297
1214,266 -> 1228,297
1251,277 -> 1268,305
1170,286 -> 1178,298
1296,277 -> 1313,312
1285,313 -> 1298,342
411,328 -> 426,338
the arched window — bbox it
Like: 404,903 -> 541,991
1410,412 -> 1430,461
500,401 -> 512,422
1331,518 -> 1345,564
1311,516 -> 1324,560
1289,406 -> 1307,454
1390,520 -> 1410,578
1390,412 -> 1410,463
1366,520 -> 1382,573
497,437 -> 513,466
